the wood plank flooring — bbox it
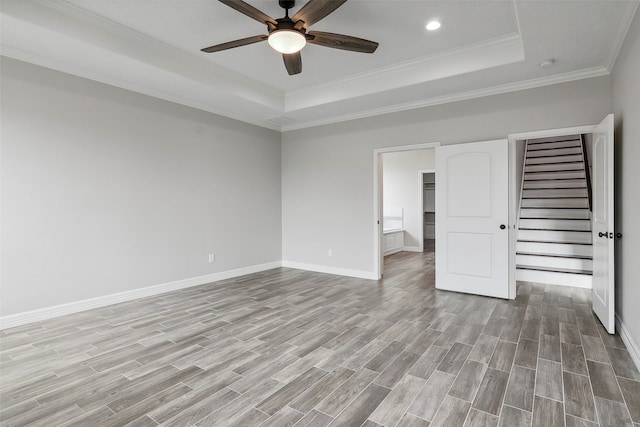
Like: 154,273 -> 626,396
1,248 -> 639,426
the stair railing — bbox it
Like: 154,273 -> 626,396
581,134 -> 593,212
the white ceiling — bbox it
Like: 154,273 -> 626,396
1,0 -> 638,131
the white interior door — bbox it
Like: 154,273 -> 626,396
435,140 -> 510,298
591,114 -> 615,334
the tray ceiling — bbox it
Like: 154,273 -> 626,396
1,0 -> 638,130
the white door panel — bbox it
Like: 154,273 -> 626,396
592,114 -> 615,334
436,140 -> 509,299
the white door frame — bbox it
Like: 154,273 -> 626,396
373,142 -> 441,279
507,124 -> 596,298
418,169 -> 436,252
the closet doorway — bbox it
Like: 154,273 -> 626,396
421,171 -> 436,253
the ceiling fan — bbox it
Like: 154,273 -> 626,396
201,0 -> 379,75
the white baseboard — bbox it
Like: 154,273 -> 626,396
383,248 -> 402,256
0,261 -> 282,330
616,314 -> 640,374
402,246 -> 422,253
281,261 -> 377,280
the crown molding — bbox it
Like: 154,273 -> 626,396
281,67 -> 610,132
285,33 -> 525,113
605,1 -> 640,72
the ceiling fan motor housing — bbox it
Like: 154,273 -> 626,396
270,17 -> 304,34
279,0 -> 296,10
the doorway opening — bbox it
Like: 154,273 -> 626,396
421,171 -> 436,254
513,133 -> 594,288
509,115 -> 615,333
373,142 -> 441,279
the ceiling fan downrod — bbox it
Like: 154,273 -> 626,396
279,0 -> 295,17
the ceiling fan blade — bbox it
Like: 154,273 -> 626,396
283,52 -> 302,75
201,35 -> 268,53
218,0 -> 277,25
307,31 -> 378,53
292,0 -> 348,28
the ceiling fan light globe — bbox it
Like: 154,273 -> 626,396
268,30 -> 306,54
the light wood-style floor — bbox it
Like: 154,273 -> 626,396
1,249 -> 639,427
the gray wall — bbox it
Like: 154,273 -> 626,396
282,76 -> 611,276
1,58 -> 282,316
612,10 -> 640,356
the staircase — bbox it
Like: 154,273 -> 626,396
515,135 -> 593,287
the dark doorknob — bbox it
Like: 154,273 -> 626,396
616,233 -> 622,238
598,232 -> 608,238
500,224 -> 506,230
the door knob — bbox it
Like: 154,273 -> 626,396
616,233 -> 622,238
598,232 -> 608,238
500,224 -> 506,230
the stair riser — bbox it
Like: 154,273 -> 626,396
518,229 -> 592,243
523,188 -> 588,198
518,218 -> 591,231
517,241 -> 592,257
526,154 -> 583,164
525,163 -> 584,172
521,198 -> 589,208
519,208 -> 590,219
525,171 -> 586,180
527,140 -> 582,150
516,255 -> 593,271
523,179 -> 587,189
527,147 -> 582,158
516,269 -> 592,288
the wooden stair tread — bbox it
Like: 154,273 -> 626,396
522,196 -> 588,199
516,251 -> 592,260
527,140 -> 581,146
518,228 -> 590,232
525,161 -> 584,165
520,217 -> 589,220
517,239 -> 592,245
516,265 -> 592,275
520,207 -> 589,210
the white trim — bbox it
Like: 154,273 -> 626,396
508,124 -> 597,143
508,140 -> 517,299
285,34 -> 525,112
606,1 -> 640,71
373,143 -> 441,279
402,246 -> 423,253
616,314 -> 640,374
281,261 -> 377,280
0,261 -> 282,330
383,248 -> 402,257
376,144 -> 439,154
282,67 -> 609,132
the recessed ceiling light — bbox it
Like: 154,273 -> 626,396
426,20 -> 441,31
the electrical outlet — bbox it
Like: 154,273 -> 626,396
328,249 -> 333,256
208,254 -> 215,263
